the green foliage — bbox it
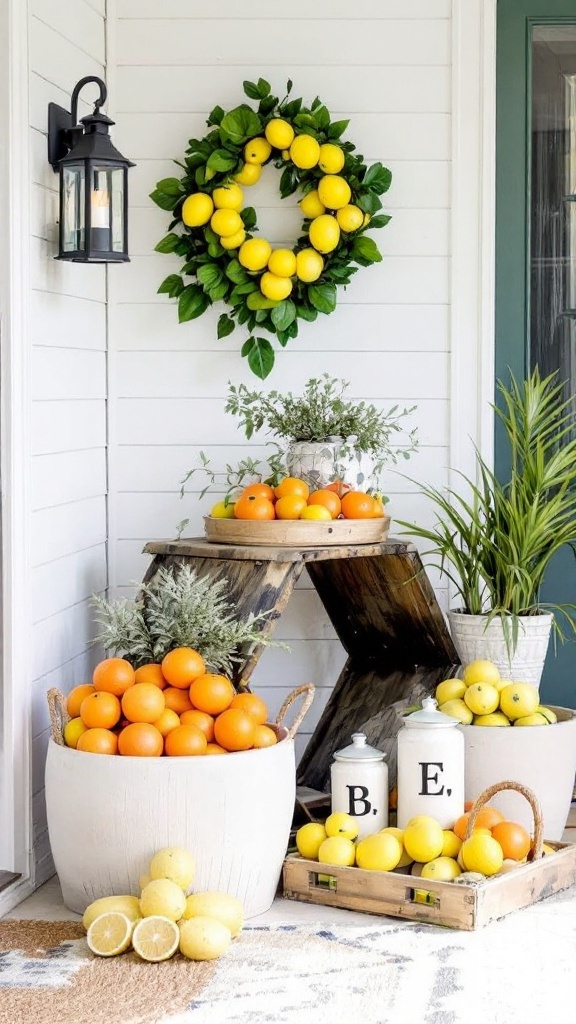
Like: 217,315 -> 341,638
398,369 -> 576,639
150,78 -> 392,379
91,565 -> 285,674
225,374 -> 418,472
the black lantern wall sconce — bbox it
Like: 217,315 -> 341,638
48,76 -> 135,263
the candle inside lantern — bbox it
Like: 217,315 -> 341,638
91,188 -> 110,228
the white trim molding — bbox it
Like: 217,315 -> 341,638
0,0 -> 32,885
450,0 -> 497,479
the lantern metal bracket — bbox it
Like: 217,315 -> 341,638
48,76 -> 108,171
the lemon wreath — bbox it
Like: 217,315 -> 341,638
151,78 -> 392,378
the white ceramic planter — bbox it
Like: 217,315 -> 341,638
447,610 -> 553,690
285,440 -> 377,492
45,730 -> 295,919
458,706 -> 576,840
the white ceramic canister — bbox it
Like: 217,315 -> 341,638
396,696 -> 465,829
330,733 -> 389,839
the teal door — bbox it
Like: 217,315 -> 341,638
496,0 -> 576,705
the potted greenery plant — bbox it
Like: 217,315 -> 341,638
225,374 -> 418,492
399,368 -> 576,688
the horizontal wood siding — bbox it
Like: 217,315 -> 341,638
28,0 -> 108,884
110,0 -> 452,762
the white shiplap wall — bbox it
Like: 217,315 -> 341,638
111,0 -> 452,761
29,0 -> 108,883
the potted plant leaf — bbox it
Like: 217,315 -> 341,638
225,373 -> 418,493
399,368 -> 576,689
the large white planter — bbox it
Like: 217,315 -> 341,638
458,706 -> 576,840
286,440 -> 377,492
447,610 -> 553,690
45,731 -> 295,919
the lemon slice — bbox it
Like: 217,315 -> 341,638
132,915 -> 180,962
87,912 -> 133,957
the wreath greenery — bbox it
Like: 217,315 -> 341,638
151,78 -> 392,379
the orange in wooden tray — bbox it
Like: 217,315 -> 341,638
274,477 -> 309,501
234,493 -> 275,520
341,490 -> 378,519
307,489 -> 341,519
240,482 -> 276,501
491,820 -> 531,861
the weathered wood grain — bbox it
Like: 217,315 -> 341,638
143,536 -> 416,563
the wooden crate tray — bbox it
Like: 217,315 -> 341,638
282,841 -> 576,931
204,514 -> 390,547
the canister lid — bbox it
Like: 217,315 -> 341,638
333,732 -> 387,762
403,695 -> 458,728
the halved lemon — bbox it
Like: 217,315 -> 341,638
87,911 -> 133,957
132,915 -> 180,962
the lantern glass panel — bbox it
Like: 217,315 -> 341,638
62,163 -> 85,253
90,165 -> 113,253
111,167 -> 126,253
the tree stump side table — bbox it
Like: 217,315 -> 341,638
142,537 -> 459,792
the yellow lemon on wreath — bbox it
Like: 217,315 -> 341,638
264,118 -> 295,149
317,175 -> 352,210
499,682 -> 539,721
210,209 -> 243,237
309,215 -> 341,254
181,192 -> 214,227
299,190 -> 326,219
462,659 -> 501,686
210,501 -> 235,519
336,204 -> 364,233
295,248 -> 324,282
461,833 -> 503,876
317,836 -> 356,867
260,272 -> 293,301
212,183 -> 244,210
300,504 -> 332,521
289,134 -> 320,169
220,229 -> 246,250
318,143 -> 345,174
464,683 -> 500,716
268,248 -> 297,278
234,163 -> 262,186
238,237 -> 272,271
244,137 -> 272,164
296,822 -> 327,860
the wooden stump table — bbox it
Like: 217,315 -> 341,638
142,537 -> 459,792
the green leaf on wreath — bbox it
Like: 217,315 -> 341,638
257,78 -> 271,98
308,283 -> 337,314
217,314 -> 236,339
241,207 -> 257,231
356,191 -> 383,215
279,166 -> 299,198
352,236 -> 383,264
207,149 -> 238,173
155,178 -> 184,196
197,263 -> 224,290
327,119 -> 350,139
270,300 -> 297,332
207,105 -> 225,126
149,189 -> 179,212
226,259 -> 249,284
367,214 -> 392,230
219,105 -> 262,145
242,337 -> 275,379
154,233 -> 180,254
243,80 -> 262,101
247,291 -> 279,311
178,284 -> 210,323
362,163 -> 392,194
157,274 -> 184,298
295,304 -> 318,323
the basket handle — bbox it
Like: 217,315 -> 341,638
465,780 -> 544,861
47,688 -> 70,746
275,684 -> 315,740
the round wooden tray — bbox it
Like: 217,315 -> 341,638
204,514 -> 391,547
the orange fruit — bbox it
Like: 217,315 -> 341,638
252,724 -> 278,748
340,491 -> 377,519
152,708 -> 181,737
161,647 -> 206,689
118,722 -> 164,757
229,692 -> 268,725
67,683 -> 96,718
80,691 -> 122,730
76,727 -> 118,755
453,813 -> 471,841
205,743 -> 228,755
234,494 -> 275,520
491,820 -> 531,861
180,709 -> 215,741
274,477 -> 310,500
325,479 -> 351,498
307,489 -> 341,518
93,658 -> 136,696
189,674 -> 235,715
164,723 -> 208,756
274,495 -> 308,520
134,663 -> 167,689
121,683 -> 166,724
214,708 -> 257,751
240,482 -> 276,501
473,806 -> 506,831
163,687 -> 194,715
464,801 -> 475,812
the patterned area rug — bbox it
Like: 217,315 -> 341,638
1,892 -> 576,1024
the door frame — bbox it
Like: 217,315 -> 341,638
0,0 -> 34,913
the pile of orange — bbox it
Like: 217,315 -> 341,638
213,477 -> 385,522
64,649 -> 277,758
454,803 -> 532,863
